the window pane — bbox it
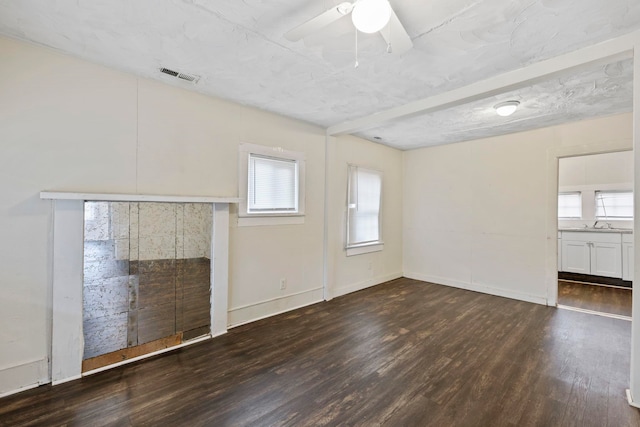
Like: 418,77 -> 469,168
347,166 -> 382,246
248,154 -> 298,213
596,191 -> 633,219
558,192 -> 581,218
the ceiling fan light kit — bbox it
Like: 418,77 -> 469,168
494,100 -> 520,117
284,0 -> 412,56
351,0 -> 391,34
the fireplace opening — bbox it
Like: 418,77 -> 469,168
82,201 -> 212,371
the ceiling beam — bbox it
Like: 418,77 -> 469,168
327,30 -> 639,136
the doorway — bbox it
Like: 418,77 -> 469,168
556,151 -> 633,318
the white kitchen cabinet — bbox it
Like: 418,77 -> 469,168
561,231 -> 622,279
623,233 -> 634,281
590,241 -> 622,278
561,239 -> 591,274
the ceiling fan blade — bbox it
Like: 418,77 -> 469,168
379,7 -> 412,55
284,2 -> 353,42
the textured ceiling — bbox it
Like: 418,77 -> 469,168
0,0 -> 638,149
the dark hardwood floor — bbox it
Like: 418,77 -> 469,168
2,278 -> 638,426
558,280 -> 633,317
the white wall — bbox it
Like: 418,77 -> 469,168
559,151 -> 633,229
403,113 -> 633,305
0,36 -> 403,396
326,135 -> 403,298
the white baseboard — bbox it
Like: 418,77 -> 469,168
627,389 -> 640,408
227,287 -> 324,328
0,358 -> 49,398
52,374 -> 82,386
332,272 -> 403,298
404,272 -> 548,306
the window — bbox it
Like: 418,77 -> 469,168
239,143 -> 305,225
346,165 -> 383,256
558,192 -> 582,219
595,190 -> 633,219
248,154 -> 298,214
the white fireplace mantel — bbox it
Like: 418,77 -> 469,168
41,191 -> 240,385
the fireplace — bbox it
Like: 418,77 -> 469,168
41,191 -> 239,385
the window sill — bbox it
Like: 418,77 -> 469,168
237,215 -> 305,227
346,243 -> 384,257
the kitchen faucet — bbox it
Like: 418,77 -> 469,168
592,220 -> 612,229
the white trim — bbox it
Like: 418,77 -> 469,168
323,132 -> 331,301
227,287 -> 323,328
626,389 -> 640,409
557,304 -> 631,321
0,383 -> 40,399
52,374 -> 82,386
328,30 -> 638,136
230,287 -> 323,311
50,200 -> 85,385
237,215 -> 304,227
546,141 -> 633,308
0,358 -> 49,397
631,36 -> 640,400
82,335 -> 213,377
404,272 -> 548,306
346,243 -> 384,256
40,191 -> 240,204
48,199 -> 233,384
238,142 -> 306,218
332,272 -> 403,298
211,203 -> 231,337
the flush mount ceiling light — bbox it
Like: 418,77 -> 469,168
494,100 -> 520,117
351,0 -> 391,33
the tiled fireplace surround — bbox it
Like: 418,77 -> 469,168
41,192 -> 239,385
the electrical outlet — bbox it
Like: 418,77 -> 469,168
280,278 -> 287,290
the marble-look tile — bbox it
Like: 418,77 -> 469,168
84,240 -> 117,263
138,235 -> 176,261
83,312 -> 128,359
130,203 -> 139,239
83,259 -> 129,280
180,203 -> 212,259
129,238 -> 139,261
183,203 -> 212,236
183,234 -> 208,259
111,202 -> 130,240
176,204 -> 184,236
83,276 -> 129,321
175,234 -> 185,260
113,239 -> 130,261
82,201 -> 215,359
84,201 -> 111,241
138,202 -> 177,238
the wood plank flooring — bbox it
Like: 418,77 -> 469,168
2,278 -> 639,426
558,280 -> 632,317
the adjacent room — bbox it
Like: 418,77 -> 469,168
1,0 -> 640,425
557,151 -> 634,318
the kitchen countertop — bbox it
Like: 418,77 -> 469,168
560,227 -> 633,234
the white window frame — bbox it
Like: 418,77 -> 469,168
558,191 -> 582,219
346,164 -> 383,256
595,190 -> 633,219
238,143 -> 305,227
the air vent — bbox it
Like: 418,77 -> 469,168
159,67 -> 200,84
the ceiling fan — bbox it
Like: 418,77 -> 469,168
284,0 -> 413,55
